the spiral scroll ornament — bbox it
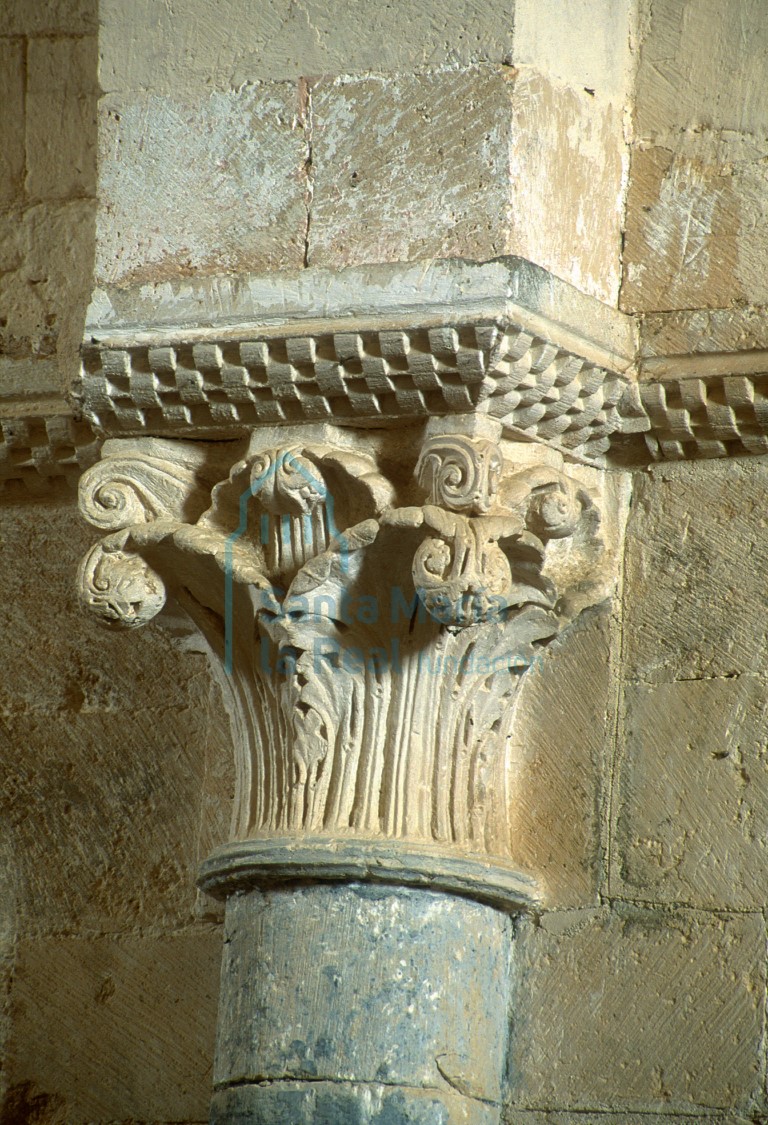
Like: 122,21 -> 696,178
412,524 -> 513,627
250,448 -> 327,516
79,457 -> 199,530
526,481 -> 584,540
78,537 -> 166,628
416,436 -> 502,515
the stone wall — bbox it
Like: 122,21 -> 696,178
507,455 -> 768,1119
0,495 -> 232,1120
95,0 -> 633,304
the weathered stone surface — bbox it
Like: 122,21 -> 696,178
0,0 -> 96,36
213,1080 -> 499,1124
508,906 -> 765,1111
309,67 -> 626,303
95,86 -> 307,288
622,0 -> 768,312
0,499 -> 230,935
0,843 -> 15,1109
5,930 -> 221,1123
99,0 -> 516,92
214,883 -> 512,1120
0,200 -> 95,388
513,0 -> 635,101
506,605 -> 614,908
634,0 -> 768,139
25,36 -> 98,203
506,71 -> 626,308
613,675 -> 768,910
0,41 -> 25,206
503,1114 -> 728,1124
622,459 -> 768,681
638,305 -> 768,360
309,67 -> 516,270
621,139 -> 768,313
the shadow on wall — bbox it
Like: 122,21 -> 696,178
0,0 -> 99,398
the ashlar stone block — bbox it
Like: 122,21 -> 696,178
634,0 -> 768,138
622,138 -> 768,312
308,67 -> 517,270
0,500 -> 230,935
5,930 -> 221,1123
0,0 -> 97,36
309,66 -> 627,304
0,200 -> 95,386
507,906 -> 765,1112
99,0 -> 516,92
505,605 -> 614,908
622,459 -> 768,682
0,40 -> 25,205
504,1114 -> 728,1124
25,36 -> 99,203
613,675 -> 768,910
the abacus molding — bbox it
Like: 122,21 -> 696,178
4,257 -> 768,493
74,256 -> 639,463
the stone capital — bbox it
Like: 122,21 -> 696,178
77,411 -> 624,909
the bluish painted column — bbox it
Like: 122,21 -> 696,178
200,840 -> 537,1125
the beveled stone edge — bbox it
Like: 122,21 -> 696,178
197,837 -> 542,914
86,255 -> 637,373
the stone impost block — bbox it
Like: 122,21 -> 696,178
99,0 -> 515,92
95,86 -> 308,288
308,67 -> 517,271
309,67 -> 626,304
506,71 -> 626,306
507,906 -> 765,1111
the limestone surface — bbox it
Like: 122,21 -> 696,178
508,906 -> 765,1112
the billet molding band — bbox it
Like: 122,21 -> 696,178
3,256 -> 768,492
0,412 -> 101,493
75,256 -> 638,466
6,372 -> 768,494
638,373 -> 768,460
76,319 -> 631,461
